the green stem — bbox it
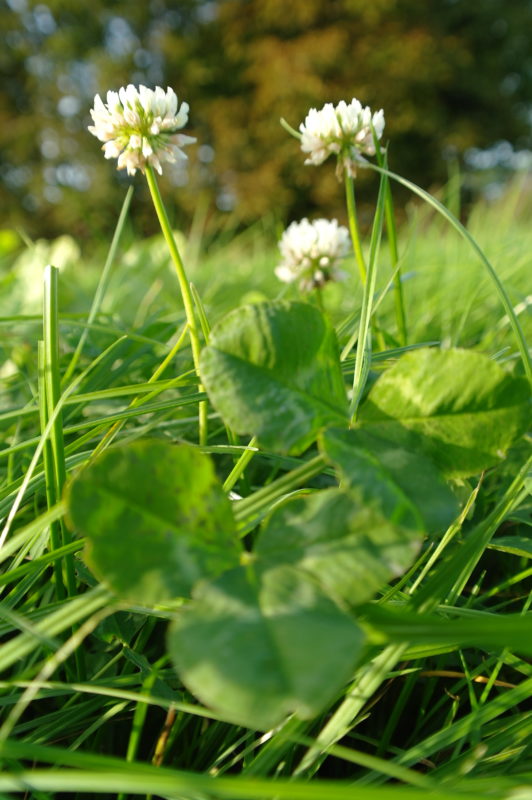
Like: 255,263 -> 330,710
415,456 -> 532,613
294,643 -> 408,776
374,142 -> 407,346
350,170 -> 387,422
234,454 -> 327,525
37,341 -> 65,601
43,266 -> 84,681
189,281 -> 242,458
345,173 -> 367,284
384,183 -> 407,346
91,324 -> 189,459
43,266 -> 76,600
0,349 -> 127,549
364,162 -> 532,386
43,267 -> 67,496
407,477 -> 483,597
313,287 -> 325,313
223,437 -> 258,494
118,655 -> 168,800
144,165 -> 208,444
190,282 -> 211,342
244,716 -> 305,775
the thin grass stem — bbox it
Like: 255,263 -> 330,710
91,323 -> 189,459
363,163 -> 532,384
0,605 -> 113,744
407,475 -> 483,596
234,454 -> 328,524
118,655 -> 168,800
190,282 -> 211,342
43,266 -> 76,601
37,341 -> 65,600
294,643 -> 408,776
373,141 -> 407,346
344,174 -> 367,284
350,169 -> 387,420
62,186 -> 134,384
0,339 -> 133,549
223,437 -> 258,494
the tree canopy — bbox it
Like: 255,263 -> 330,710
2,0 -> 531,239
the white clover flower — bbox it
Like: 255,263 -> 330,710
299,98 -> 384,178
88,84 -> 196,176
275,218 -> 351,292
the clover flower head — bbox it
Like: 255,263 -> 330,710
299,98 -> 384,178
88,84 -> 196,176
275,218 -> 351,292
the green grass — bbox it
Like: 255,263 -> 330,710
0,175 -> 531,799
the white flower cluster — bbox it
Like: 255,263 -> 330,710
300,98 -> 385,177
88,85 -> 195,176
275,218 -> 351,292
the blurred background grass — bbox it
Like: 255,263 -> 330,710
2,176 -> 530,400
1,0 -> 531,243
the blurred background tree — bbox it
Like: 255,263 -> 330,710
1,0 -> 531,241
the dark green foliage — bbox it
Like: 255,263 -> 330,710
200,301 -> 348,454
168,564 -> 365,729
62,302 -> 530,730
320,427 -> 459,534
67,440 -> 241,604
255,489 -> 423,606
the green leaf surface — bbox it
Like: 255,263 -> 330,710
199,301 -> 348,454
66,440 -> 241,605
487,535 -> 532,558
320,427 -> 459,533
255,489 -> 422,606
357,348 -> 530,477
168,564 -> 365,729
363,603 -> 532,657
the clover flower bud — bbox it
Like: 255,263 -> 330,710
275,218 -> 351,292
299,98 -> 384,178
88,84 -> 196,176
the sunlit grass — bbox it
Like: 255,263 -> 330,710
0,174 -> 530,798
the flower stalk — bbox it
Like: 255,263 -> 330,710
88,85 -> 207,443
344,173 -> 367,285
144,165 -> 208,444
350,169 -> 387,420
373,137 -> 408,346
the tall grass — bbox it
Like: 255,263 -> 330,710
0,175 -> 530,799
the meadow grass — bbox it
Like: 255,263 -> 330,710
0,174 -> 530,799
